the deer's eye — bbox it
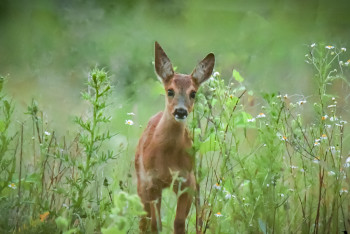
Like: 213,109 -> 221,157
190,91 -> 196,99
167,89 -> 175,97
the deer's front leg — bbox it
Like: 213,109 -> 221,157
174,173 -> 195,234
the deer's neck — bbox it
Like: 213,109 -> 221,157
156,110 -> 187,142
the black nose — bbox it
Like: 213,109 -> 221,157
174,108 -> 188,119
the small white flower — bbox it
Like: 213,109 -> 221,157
214,212 -> 223,217
340,120 -> 347,125
125,120 -> 134,125
300,168 -> 305,173
345,61 -> 350,66
331,97 -> 336,101
213,183 -> 221,190
328,105 -> 336,108
325,45 -> 334,49
326,124 -> 332,128
311,43 -> 316,48
320,134 -> 327,140
328,171 -> 336,176
297,100 -> 307,106
341,47 -> 346,52
225,193 -> 233,199
280,193 -> 285,197
321,115 -> 328,120
329,146 -> 337,155
62,203 -> 69,209
344,157 -> 350,168
247,118 -> 256,123
340,188 -> 348,195
290,165 -> 298,169
127,112 -> 135,116
213,71 -> 220,78
330,116 -> 338,122
44,131 -> 51,136
256,113 -> 266,118
283,94 -> 288,99
8,183 -> 16,189
339,61 -> 344,66
266,184 -> 270,187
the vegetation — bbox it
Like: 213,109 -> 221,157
1,1 -> 350,233
0,43 -> 349,233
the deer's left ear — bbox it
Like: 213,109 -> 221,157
191,53 -> 215,85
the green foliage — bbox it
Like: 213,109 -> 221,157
72,68 -> 116,216
102,191 -> 145,234
187,44 -> 350,233
0,44 -> 349,233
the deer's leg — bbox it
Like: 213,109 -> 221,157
137,176 -> 151,233
173,173 -> 195,234
143,183 -> 162,233
150,194 -> 162,232
139,201 -> 151,233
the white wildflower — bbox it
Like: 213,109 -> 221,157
328,171 -> 336,176
213,183 -> 221,190
213,71 -> 220,78
214,212 -> 223,217
340,188 -> 348,195
330,116 -> 338,122
256,113 -> 266,118
344,157 -> 350,168
8,183 -> 16,189
297,100 -> 307,106
125,120 -> 134,125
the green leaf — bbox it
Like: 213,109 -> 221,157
55,216 -> 68,231
234,111 -> 255,128
199,133 -> 219,154
232,69 -> 244,83
0,120 -> 5,132
25,173 -> 41,184
258,219 -> 269,234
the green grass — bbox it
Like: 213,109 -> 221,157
0,44 -> 349,233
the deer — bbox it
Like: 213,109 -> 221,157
135,42 -> 215,234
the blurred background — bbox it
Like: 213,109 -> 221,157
1,0 -> 350,129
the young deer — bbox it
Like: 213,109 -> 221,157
135,42 -> 215,234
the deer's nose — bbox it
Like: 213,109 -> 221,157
174,108 -> 188,120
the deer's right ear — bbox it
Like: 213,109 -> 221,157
155,42 -> 174,83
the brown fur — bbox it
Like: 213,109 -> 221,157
135,42 -> 214,234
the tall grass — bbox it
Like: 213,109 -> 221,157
0,44 -> 349,233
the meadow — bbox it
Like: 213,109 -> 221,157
1,43 -> 350,233
1,1 -> 350,233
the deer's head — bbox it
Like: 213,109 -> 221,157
154,42 -> 215,122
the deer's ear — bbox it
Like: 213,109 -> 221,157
154,42 -> 174,83
191,53 -> 215,85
